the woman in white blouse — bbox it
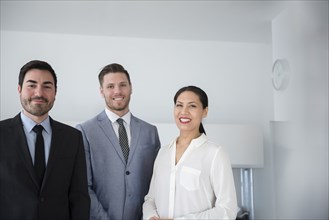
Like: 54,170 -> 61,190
143,86 -> 238,220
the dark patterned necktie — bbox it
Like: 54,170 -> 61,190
117,118 -> 129,163
33,125 -> 45,186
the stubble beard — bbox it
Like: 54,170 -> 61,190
106,97 -> 130,113
21,97 -> 54,117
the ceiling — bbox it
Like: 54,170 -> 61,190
0,1 -> 288,43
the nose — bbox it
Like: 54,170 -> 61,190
181,106 -> 189,114
34,86 -> 43,96
114,86 -> 120,92
113,85 -> 122,93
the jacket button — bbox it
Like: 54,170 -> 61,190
125,171 -> 130,175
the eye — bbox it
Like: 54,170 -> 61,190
43,83 -> 54,89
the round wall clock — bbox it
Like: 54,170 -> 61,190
272,59 -> 290,91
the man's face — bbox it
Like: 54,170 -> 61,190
18,69 -> 56,118
100,72 -> 132,116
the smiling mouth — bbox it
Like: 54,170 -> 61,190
33,100 -> 45,104
179,117 -> 191,123
31,97 -> 47,103
113,97 -> 124,101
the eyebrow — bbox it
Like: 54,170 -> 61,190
176,100 -> 197,104
106,81 -> 128,85
26,80 -> 54,86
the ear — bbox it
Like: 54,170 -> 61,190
18,85 -> 22,93
202,107 -> 208,118
100,86 -> 105,97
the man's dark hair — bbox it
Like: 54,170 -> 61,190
19,60 -> 57,91
98,63 -> 131,86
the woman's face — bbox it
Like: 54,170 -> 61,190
174,91 -> 208,134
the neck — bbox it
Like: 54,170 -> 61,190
109,108 -> 129,118
22,110 -> 48,124
176,131 -> 201,148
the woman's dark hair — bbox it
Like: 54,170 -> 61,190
174,85 -> 208,134
19,60 -> 57,91
98,63 -> 131,86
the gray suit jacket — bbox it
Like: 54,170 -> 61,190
76,111 -> 160,220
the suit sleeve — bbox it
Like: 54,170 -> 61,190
142,154 -> 160,220
143,126 -> 161,219
76,124 -> 110,220
69,130 -> 91,220
154,126 -> 161,157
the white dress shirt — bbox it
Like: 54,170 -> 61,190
104,108 -> 131,147
143,134 -> 237,220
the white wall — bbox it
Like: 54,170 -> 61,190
0,30 -> 274,217
271,1 -> 328,219
0,30 -> 273,125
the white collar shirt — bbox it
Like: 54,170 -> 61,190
143,133 -> 238,219
105,108 -> 131,147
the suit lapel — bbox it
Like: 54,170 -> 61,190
41,117 -> 60,190
98,111 -> 127,165
12,114 -> 40,189
127,115 -> 141,166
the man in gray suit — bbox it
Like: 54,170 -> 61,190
76,63 -> 161,220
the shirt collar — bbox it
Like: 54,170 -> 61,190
169,133 -> 208,149
105,108 -> 131,125
20,111 -> 51,134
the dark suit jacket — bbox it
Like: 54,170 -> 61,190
0,113 -> 90,220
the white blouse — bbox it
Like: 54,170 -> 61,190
143,134 -> 238,220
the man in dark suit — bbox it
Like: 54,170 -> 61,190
0,60 -> 90,220
76,63 -> 161,220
